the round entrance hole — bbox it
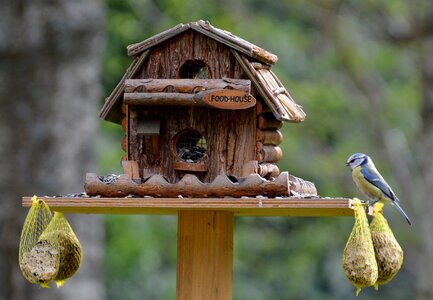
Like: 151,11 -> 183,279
175,130 -> 207,163
178,60 -> 210,79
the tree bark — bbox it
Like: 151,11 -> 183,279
0,1 -> 104,299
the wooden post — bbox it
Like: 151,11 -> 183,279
176,211 -> 233,300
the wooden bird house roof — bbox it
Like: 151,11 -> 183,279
100,20 -> 306,124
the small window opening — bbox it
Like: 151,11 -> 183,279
176,130 -> 207,163
179,60 -> 210,79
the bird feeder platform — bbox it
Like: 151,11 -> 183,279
22,196 -> 364,216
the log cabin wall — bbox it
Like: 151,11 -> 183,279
255,98 -> 283,179
127,30 -> 257,183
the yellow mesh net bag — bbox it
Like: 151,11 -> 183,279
19,196 -> 83,288
370,202 -> 403,290
342,198 -> 378,296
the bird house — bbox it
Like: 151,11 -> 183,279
91,20 -> 315,198
23,21 -> 363,300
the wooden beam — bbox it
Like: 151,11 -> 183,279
124,89 -> 256,110
124,78 -> 251,93
84,173 -> 289,198
191,20 -> 278,65
257,145 -> 283,163
176,211 -> 233,300
21,197 -> 368,216
124,92 -> 205,106
257,129 -> 283,145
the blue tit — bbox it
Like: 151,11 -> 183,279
346,153 -> 412,225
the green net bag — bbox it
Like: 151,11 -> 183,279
342,198 -> 378,296
370,202 -> 403,290
19,196 -> 83,288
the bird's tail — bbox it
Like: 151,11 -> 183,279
393,200 -> 412,225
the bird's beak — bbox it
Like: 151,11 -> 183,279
345,162 -> 350,167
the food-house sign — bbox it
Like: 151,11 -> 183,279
201,89 -> 256,110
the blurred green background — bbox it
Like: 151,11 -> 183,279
97,1 -> 428,299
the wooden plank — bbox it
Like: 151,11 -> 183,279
127,23 -> 191,56
191,20 -> 278,65
21,196 -> 367,216
176,211 -> 233,300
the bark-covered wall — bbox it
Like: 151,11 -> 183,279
129,30 -> 257,182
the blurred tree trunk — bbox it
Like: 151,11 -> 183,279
0,1 -> 105,299
416,35 -> 433,300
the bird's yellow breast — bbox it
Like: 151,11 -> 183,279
352,166 -> 382,200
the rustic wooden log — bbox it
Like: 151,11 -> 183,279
258,114 -> 283,130
289,175 -> 317,196
258,163 -> 280,178
124,89 -> 256,110
258,145 -> 283,163
84,172 -> 290,198
125,92 -> 204,106
124,78 -> 251,94
257,129 -> 283,145
191,20 -> 278,65
127,22 -> 191,57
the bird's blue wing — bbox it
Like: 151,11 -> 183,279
360,165 -> 396,201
